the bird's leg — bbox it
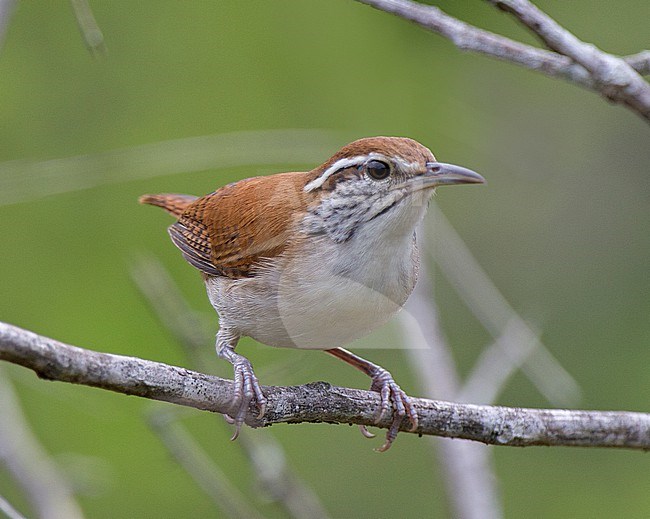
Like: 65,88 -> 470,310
216,328 -> 266,440
325,347 -> 418,451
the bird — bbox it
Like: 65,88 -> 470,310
139,136 -> 484,451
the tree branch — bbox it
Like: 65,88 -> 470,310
0,367 -> 84,519
425,206 -> 580,406
354,0 -> 650,122
400,225 -> 502,519
488,0 -> 650,119
0,0 -> 16,51
0,494 -> 26,519
70,0 -> 107,57
624,50 -> 650,76
2,321 -> 649,450
147,410 -> 265,519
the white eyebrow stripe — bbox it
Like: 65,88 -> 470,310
304,155 -> 366,192
303,153 -> 423,192
393,156 -> 421,174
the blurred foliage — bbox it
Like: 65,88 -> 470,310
1,1 -> 649,518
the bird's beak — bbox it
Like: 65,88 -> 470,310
421,162 -> 486,187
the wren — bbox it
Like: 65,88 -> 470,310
140,136 -> 484,451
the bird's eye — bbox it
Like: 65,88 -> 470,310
365,160 -> 391,181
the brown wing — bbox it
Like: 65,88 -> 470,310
170,172 -> 309,278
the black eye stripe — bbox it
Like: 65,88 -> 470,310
321,158 -> 391,190
320,164 -> 364,190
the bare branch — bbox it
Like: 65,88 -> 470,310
2,321 -> 650,450
400,227 -> 502,519
425,207 -> 581,406
0,495 -> 26,519
70,0 -> 107,57
354,0 -> 650,122
355,1 -> 593,86
130,253 -> 210,357
238,433 -> 332,519
488,0 -> 650,118
625,51 -> 650,76
147,410 -> 266,519
0,129 -> 339,207
0,0 -> 16,51
0,366 -> 84,519
457,319 -> 540,405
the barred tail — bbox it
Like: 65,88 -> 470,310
138,193 -> 198,218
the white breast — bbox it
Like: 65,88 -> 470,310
205,230 -> 418,350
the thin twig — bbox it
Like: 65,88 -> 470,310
354,0 -> 650,122
0,495 -> 26,519
130,254 -> 210,362
69,0 -> 107,57
488,0 -> 650,118
147,409 -> 266,519
0,366 -> 84,519
2,322 -> 649,450
400,227 -> 502,519
425,207 -> 581,406
0,129 -> 340,207
624,50 -> 650,76
0,0 -> 15,51
238,434 -> 331,519
457,319 -> 540,405
354,0 -> 593,87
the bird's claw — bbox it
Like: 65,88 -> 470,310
228,357 -> 266,440
370,368 -> 418,452
358,425 -> 376,439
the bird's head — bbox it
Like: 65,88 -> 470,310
303,136 -> 485,242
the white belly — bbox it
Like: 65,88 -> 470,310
205,233 -> 417,350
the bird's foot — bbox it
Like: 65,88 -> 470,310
358,425 -> 376,438
370,368 -> 419,452
228,356 -> 267,440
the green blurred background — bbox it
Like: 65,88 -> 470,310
1,1 -> 649,517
